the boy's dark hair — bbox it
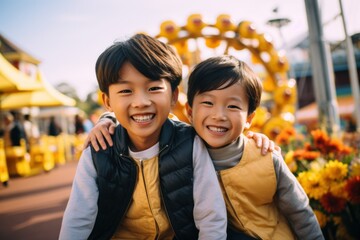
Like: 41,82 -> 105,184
187,55 -> 262,115
96,33 -> 183,95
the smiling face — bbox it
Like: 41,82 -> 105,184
103,61 -> 178,151
186,82 -> 254,149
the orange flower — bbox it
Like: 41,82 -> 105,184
325,138 -> 353,158
308,130 -> 355,159
304,142 -> 315,151
284,127 -> 296,135
311,129 -> 329,148
275,131 -> 291,145
293,149 -> 320,161
319,193 -> 347,213
345,176 -> 360,204
340,145 -> 353,155
275,127 -> 297,145
325,138 -> 342,153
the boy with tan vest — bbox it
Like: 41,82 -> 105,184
184,55 -> 324,239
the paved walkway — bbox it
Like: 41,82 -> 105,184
0,161 -> 78,240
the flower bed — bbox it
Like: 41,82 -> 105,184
275,128 -> 360,240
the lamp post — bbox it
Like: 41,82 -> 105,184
266,15 -> 291,49
304,0 -> 341,136
266,8 -> 294,79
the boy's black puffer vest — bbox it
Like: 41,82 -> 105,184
88,119 -> 198,240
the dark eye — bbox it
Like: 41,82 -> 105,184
119,89 -> 132,94
149,86 -> 163,91
228,105 -> 241,110
201,101 -> 213,106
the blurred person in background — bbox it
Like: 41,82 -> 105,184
48,116 -> 62,136
23,114 -> 40,144
74,114 -> 85,135
3,112 -> 14,148
4,111 -> 29,150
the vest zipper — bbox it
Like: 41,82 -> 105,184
139,158 -> 160,239
120,145 -> 170,239
145,145 -> 169,239
159,144 -> 169,155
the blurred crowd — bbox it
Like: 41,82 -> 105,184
0,110 -> 95,149
0,108 -> 99,184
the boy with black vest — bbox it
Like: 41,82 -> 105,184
59,34 -> 227,240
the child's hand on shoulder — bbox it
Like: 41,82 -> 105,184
82,118 -> 116,151
246,131 -> 281,156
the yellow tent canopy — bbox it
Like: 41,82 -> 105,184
0,71 -> 76,109
0,33 -> 41,65
0,53 -> 42,93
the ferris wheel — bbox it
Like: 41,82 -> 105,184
155,14 -> 298,139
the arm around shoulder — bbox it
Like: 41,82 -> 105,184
99,111 -> 117,124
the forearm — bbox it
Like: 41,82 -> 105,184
59,147 -> 99,239
274,153 -> 324,240
192,136 -> 227,240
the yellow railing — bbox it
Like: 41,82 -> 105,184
2,133 -> 87,179
5,139 -> 31,176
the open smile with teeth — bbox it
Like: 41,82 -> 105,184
132,114 -> 155,122
207,126 -> 228,132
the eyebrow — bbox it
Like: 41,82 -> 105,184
116,77 -> 131,84
117,77 -> 164,84
200,92 -> 243,102
228,96 -> 243,102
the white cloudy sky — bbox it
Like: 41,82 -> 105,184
1,0 -> 359,100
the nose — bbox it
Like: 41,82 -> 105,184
211,106 -> 227,121
131,91 -> 151,108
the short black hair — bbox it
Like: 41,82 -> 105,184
96,33 -> 183,95
187,55 -> 262,115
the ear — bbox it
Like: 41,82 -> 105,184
102,92 -> 113,112
171,88 -> 179,107
185,102 -> 193,123
244,112 -> 255,129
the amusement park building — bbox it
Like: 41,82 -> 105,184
289,32 -> 360,127
291,32 -> 360,108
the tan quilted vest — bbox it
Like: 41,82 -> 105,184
218,137 -> 295,240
